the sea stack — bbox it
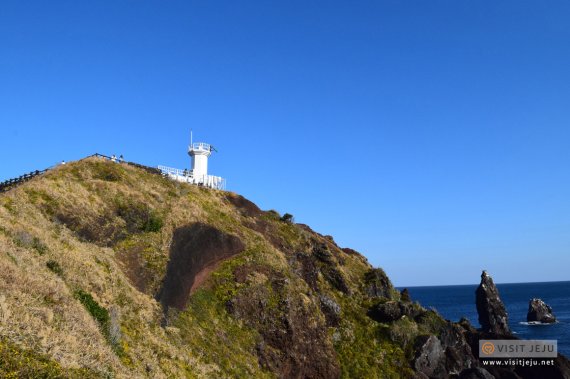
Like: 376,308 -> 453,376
527,298 -> 557,324
475,270 -> 511,335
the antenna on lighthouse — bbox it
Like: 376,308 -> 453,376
190,130 -> 193,146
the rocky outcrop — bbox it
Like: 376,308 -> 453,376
469,272 -> 570,379
412,335 -> 445,377
313,244 -> 351,294
367,300 -> 423,323
475,271 -> 511,335
319,294 -> 341,327
227,268 -> 340,379
527,298 -> 557,324
401,288 -> 411,302
393,271 -> 570,379
364,268 -> 394,299
439,322 -> 478,375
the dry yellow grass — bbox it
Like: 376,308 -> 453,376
0,158 -> 244,377
0,156 -> 392,378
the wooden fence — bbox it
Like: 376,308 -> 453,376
0,153 -> 165,194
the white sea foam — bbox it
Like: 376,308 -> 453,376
519,321 -> 558,326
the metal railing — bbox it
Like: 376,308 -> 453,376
92,154 -> 162,175
157,165 -> 225,190
0,169 -> 48,193
157,165 -> 190,177
188,142 -> 212,152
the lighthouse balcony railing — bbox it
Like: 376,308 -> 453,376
188,142 -> 211,152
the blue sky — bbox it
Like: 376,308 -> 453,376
1,1 -> 569,286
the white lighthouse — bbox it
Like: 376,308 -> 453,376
188,142 -> 211,180
157,134 -> 225,190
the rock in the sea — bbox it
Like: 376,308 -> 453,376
527,298 -> 557,324
475,271 -> 511,335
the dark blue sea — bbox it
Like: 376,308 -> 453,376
401,281 -> 570,357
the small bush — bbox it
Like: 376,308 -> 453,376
280,213 -> 294,223
32,238 -> 48,255
388,318 -> 419,347
14,232 -> 48,255
74,290 -> 126,358
264,210 -> 280,220
46,260 -> 64,277
74,289 -> 110,330
142,213 -> 163,232
92,163 -> 122,182
24,189 -> 54,206
14,231 -> 32,246
416,309 -> 447,335
2,197 -> 15,213
115,198 -> 163,233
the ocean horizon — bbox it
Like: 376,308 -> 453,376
399,280 -> 570,357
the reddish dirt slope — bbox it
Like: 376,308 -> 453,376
158,223 -> 245,310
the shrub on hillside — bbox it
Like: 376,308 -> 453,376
92,162 -> 122,182
265,209 -> 281,220
74,289 -> 110,329
74,289 -> 126,358
46,260 -> 64,277
388,318 -> 419,348
115,198 -> 163,233
280,213 -> 294,223
142,213 -> 163,232
14,231 -> 48,255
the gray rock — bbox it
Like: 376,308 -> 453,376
439,322 -> 477,374
364,268 -> 394,299
319,294 -> 341,326
401,288 -> 411,302
367,301 -> 423,323
368,301 -> 402,322
527,298 -> 557,324
459,367 -> 495,379
475,271 -> 511,335
413,335 -> 444,377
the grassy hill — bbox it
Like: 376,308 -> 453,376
0,157 -> 455,378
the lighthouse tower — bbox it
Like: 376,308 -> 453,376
188,141 -> 212,181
